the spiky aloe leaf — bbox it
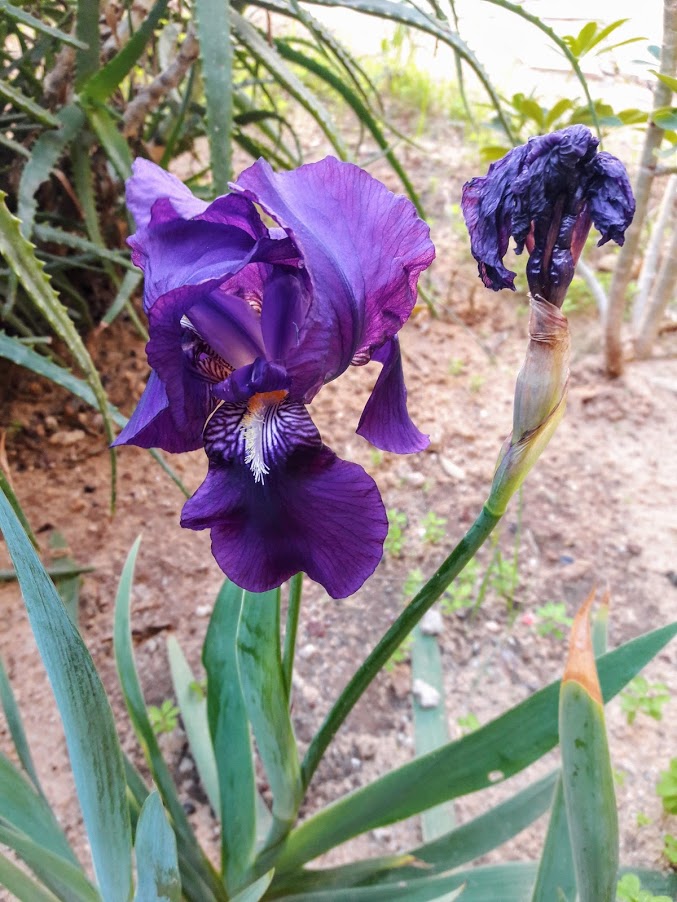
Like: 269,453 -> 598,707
0,195 -> 117,502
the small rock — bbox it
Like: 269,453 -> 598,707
389,665 -> 410,699
178,757 -> 193,774
485,620 -> 500,633
399,469 -> 426,488
298,643 -> 317,661
195,604 -> 211,618
48,429 -> 87,446
439,456 -> 466,481
420,608 -> 444,636
355,735 -> 377,760
372,828 -> 391,843
350,757 -> 361,770
412,678 -> 440,708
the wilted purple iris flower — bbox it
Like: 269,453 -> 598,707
461,125 -> 635,307
115,157 -> 435,598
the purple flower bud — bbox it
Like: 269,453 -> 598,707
461,125 -> 635,307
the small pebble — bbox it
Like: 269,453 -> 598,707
412,678 -> 440,708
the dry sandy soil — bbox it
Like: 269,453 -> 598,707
1,115 -> 676,892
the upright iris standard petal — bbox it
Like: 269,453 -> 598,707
233,156 -> 435,396
357,337 -> 428,453
461,125 -> 635,307
126,158 -> 208,228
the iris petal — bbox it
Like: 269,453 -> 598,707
233,156 -> 435,397
357,337 -> 428,453
181,446 -> 387,598
112,370 -> 203,452
126,159 -> 208,229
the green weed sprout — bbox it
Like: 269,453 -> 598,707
616,873 -> 673,902
663,834 -> 677,867
535,602 -> 573,639
148,699 -> 180,736
619,676 -> 670,725
439,558 -> 478,614
457,712 -> 480,735
384,634 -> 414,673
657,758 -> 677,814
385,509 -> 408,557
421,511 -> 447,544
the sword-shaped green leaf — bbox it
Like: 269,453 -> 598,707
559,589 -> 618,902
411,621 -> 454,841
0,848 -> 61,902
167,636 -> 220,815
0,488 -> 132,901
0,656 -> 43,794
133,792 -> 181,902
0,822 -> 99,902
275,621 -> 677,871
270,771 -> 557,895
114,538 -> 225,902
203,581 -> 257,892
0,752 -> 74,864
238,589 -> 302,844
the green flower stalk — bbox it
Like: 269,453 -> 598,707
487,297 -> 570,517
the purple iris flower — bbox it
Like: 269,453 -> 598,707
115,157 -> 435,598
461,125 -> 635,307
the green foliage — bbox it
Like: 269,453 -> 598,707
636,812 -> 651,827
535,602 -> 573,640
656,758 -> 677,814
439,558 -> 478,614
384,634 -> 414,672
403,568 -> 425,599
456,712 -> 480,735
562,19 -> 645,60
663,834 -> 677,867
620,676 -> 671,725
421,511 -> 447,544
2,490 -> 677,900
148,699 -> 181,736
616,873 -> 673,902
385,508 -> 408,557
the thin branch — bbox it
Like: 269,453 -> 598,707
634,203 -> 677,358
122,25 -> 199,138
603,0 -> 677,376
575,257 -> 608,319
632,173 -> 677,332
